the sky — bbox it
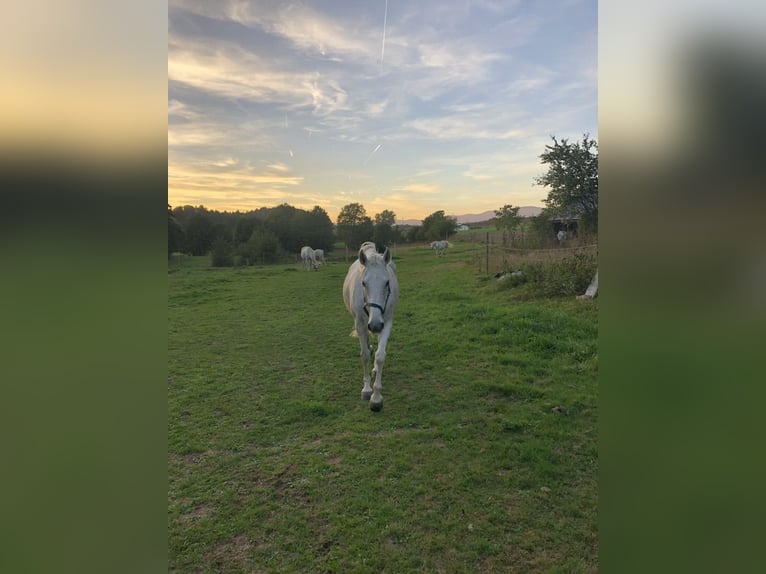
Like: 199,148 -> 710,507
168,0 -> 597,222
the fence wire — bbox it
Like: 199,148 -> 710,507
454,239 -> 598,276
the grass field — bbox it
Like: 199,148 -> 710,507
168,241 -> 598,572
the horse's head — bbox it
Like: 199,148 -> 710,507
359,245 -> 392,334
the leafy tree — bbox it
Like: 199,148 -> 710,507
407,225 -> 424,243
261,203 -> 333,254
210,237 -> 234,267
184,213 -> 215,255
234,217 -> 262,245
212,222 -> 233,243
527,209 -> 556,248
265,203 -> 301,252
355,218 -> 374,249
375,209 -> 396,226
239,228 -> 280,265
493,204 -> 521,232
168,204 -> 184,257
171,205 -> 208,231
535,134 -> 598,233
373,209 -> 399,247
301,206 -> 335,252
337,203 -> 373,250
493,204 -> 521,245
421,210 -> 458,241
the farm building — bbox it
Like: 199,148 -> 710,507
551,214 -> 580,237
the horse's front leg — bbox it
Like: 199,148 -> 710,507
369,321 -> 393,412
356,319 -> 373,401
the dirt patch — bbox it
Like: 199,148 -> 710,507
205,533 -> 260,573
177,503 -> 213,525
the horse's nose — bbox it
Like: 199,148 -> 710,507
368,320 -> 384,333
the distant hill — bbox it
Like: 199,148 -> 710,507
396,206 -> 542,226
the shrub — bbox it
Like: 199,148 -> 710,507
500,252 -> 596,298
238,228 -> 281,265
210,237 -> 234,267
539,252 -> 596,297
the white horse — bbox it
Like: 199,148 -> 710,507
313,248 -> 326,265
343,242 -> 399,411
300,246 -> 318,271
430,240 -> 450,256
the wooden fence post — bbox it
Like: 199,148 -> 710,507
486,232 -> 489,276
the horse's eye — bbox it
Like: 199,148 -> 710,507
362,280 -> 367,288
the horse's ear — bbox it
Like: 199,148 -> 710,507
359,247 -> 368,266
383,247 -> 391,263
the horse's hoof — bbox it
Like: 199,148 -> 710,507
370,400 -> 383,412
361,390 -> 372,401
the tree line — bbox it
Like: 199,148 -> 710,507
168,203 -> 335,264
169,133 -> 597,261
335,204 -> 459,248
168,203 -> 462,264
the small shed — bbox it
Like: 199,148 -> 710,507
551,215 -> 580,237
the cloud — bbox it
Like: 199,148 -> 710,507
169,35 -> 360,125
503,72 -> 553,96
460,158 -> 541,182
169,163 -> 303,188
306,77 -> 349,115
168,122 -> 228,146
168,36 -> 314,105
393,183 -> 439,194
365,99 -> 389,116
171,0 -> 377,62
168,158 -> 304,210
171,0 -> 511,105
418,41 -> 502,76
264,5 -> 375,60
168,99 -> 200,119
405,115 -> 528,141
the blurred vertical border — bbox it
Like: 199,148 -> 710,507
0,1 -> 167,572
600,1 -> 765,572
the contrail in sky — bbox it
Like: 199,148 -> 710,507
363,144 -> 382,165
380,0 -> 388,65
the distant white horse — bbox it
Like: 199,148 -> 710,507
300,246 -> 318,271
343,242 -> 399,411
430,240 -> 450,256
313,248 -> 326,265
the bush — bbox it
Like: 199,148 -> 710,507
210,237 -> 234,267
238,228 -> 281,265
500,252 -> 597,298
536,252 -> 596,297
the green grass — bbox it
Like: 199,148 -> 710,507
169,242 -> 598,572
